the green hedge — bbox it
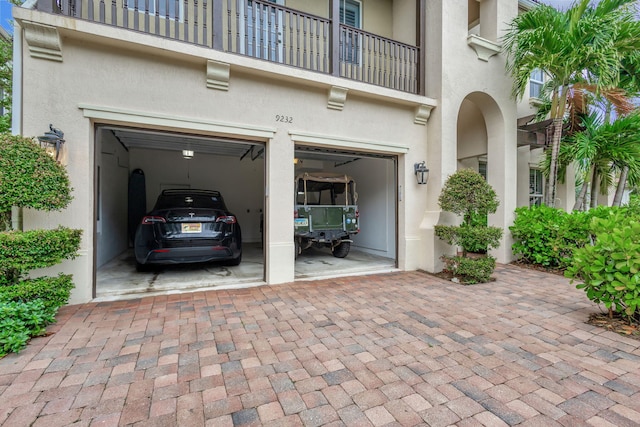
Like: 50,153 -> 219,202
0,133 -> 80,356
0,274 -> 75,315
510,205 -> 591,269
0,134 -> 72,213
511,204 -> 640,270
0,275 -> 74,356
441,255 -> 496,284
435,224 -> 503,254
0,227 -> 82,285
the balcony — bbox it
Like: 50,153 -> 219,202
39,0 -> 423,94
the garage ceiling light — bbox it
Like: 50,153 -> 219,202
182,149 -> 194,159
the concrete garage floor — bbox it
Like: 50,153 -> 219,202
96,243 -> 396,300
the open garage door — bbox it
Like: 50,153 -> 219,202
293,145 -> 397,279
94,126 -> 265,298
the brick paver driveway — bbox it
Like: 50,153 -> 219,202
1,265 -> 639,426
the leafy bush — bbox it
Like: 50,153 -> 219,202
435,169 -> 502,284
0,227 -> 82,285
438,169 -> 499,225
441,255 -> 496,284
510,205 -> 582,268
0,133 -> 80,356
0,275 -> 74,316
435,225 -> 502,254
0,299 -> 54,356
565,211 -> 640,323
0,135 -> 72,215
511,204 -> 636,270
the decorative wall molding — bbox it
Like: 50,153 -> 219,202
22,20 -> 62,62
414,104 -> 434,125
466,34 -> 501,62
327,86 -> 348,111
289,130 -> 409,155
529,97 -> 544,107
206,60 -> 230,91
79,104 -> 276,140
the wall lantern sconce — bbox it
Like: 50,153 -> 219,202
414,161 -> 429,185
37,124 -> 65,161
182,149 -> 194,159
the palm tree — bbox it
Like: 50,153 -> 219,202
611,65 -> 640,206
503,0 -> 640,207
555,111 -> 640,209
567,87 -> 637,209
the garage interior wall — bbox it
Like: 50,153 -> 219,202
335,157 -> 396,258
96,129 -> 129,268
295,155 -> 397,260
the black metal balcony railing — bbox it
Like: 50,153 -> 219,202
47,0 -> 421,94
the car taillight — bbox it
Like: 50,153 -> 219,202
141,216 -> 166,224
216,215 -> 237,224
294,211 -> 298,218
355,210 -> 360,218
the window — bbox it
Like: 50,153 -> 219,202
530,69 -> 544,99
340,0 -> 360,27
340,0 -> 361,64
479,161 -> 487,180
529,169 -> 543,206
126,0 -> 183,21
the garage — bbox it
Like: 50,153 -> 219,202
94,126 -> 266,299
293,145 -> 398,280
93,127 -> 398,299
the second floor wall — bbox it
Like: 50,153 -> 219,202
31,0 -> 543,105
40,0 -> 424,94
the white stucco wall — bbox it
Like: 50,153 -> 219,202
14,7 -> 432,304
13,0 -> 541,303
425,0 -> 519,267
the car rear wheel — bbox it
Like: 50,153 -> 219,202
135,261 -> 153,272
332,241 -> 350,258
226,251 -> 242,266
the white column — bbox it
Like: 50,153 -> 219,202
486,109 -> 517,264
264,130 -> 295,284
517,146 -> 531,207
556,163 -> 577,211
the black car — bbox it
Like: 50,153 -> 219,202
134,189 -> 242,271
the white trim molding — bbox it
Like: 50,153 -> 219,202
21,20 -> 62,62
78,104 -> 276,140
414,104 -> 434,125
289,130 -> 409,155
328,86 -> 349,111
207,60 -> 230,91
467,34 -> 501,62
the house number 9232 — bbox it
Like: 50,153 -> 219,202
276,115 -> 293,123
